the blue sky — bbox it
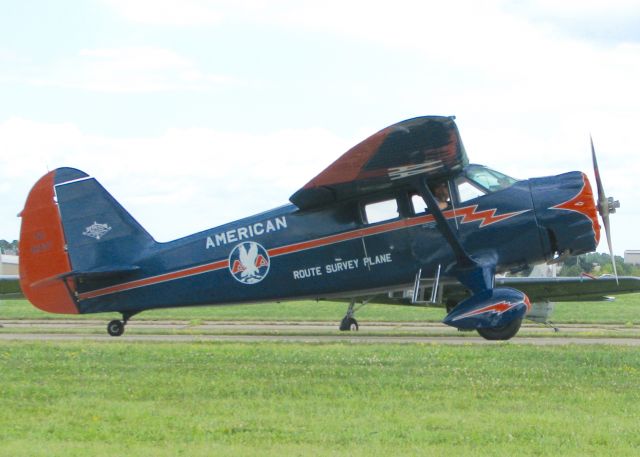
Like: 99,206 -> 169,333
1,0 -> 639,256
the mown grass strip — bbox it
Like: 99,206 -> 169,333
1,341 -> 639,456
2,325 -> 640,339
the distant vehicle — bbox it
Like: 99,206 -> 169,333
5,116 -> 639,339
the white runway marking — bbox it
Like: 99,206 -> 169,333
1,320 -> 640,345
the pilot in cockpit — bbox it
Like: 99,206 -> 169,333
431,182 -> 451,210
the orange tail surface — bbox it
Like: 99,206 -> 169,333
19,171 -> 78,314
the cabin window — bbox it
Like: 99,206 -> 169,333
364,198 -> 400,224
411,194 -> 427,215
456,178 -> 486,202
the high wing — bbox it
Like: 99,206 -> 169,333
0,275 -> 22,298
290,116 -> 467,209
498,276 -> 640,302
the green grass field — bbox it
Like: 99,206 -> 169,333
1,341 -> 639,456
2,294 -> 640,324
2,297 -> 639,455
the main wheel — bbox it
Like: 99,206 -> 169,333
107,319 -> 125,337
339,316 -> 359,331
477,318 -> 522,341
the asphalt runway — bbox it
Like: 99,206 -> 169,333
1,320 -> 640,345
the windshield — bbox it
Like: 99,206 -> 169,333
464,165 -> 518,192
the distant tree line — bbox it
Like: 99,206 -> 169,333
0,239 -> 19,254
559,252 -> 640,277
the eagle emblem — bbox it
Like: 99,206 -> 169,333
228,241 -> 270,284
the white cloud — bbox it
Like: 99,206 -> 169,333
0,49 -> 28,63
510,0 -> 640,42
4,0 -> 640,254
69,2 -> 640,106
106,0 -> 635,121
2,116 -> 638,253
31,47 -> 234,93
0,118 -> 352,241
102,0 -> 223,26
267,1 -> 640,103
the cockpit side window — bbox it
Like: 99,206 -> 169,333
455,178 -> 487,203
409,180 -> 452,215
465,165 -> 518,192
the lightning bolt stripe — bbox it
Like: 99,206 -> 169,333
453,206 -> 530,228
77,203 -> 528,301
452,301 -> 517,321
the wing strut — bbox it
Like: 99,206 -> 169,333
417,177 -> 497,294
417,178 -> 474,269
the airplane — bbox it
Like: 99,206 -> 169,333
5,115 -> 640,340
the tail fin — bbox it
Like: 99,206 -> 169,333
19,168 -> 155,314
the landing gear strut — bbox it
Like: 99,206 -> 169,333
339,300 -> 361,331
340,316 -> 359,331
106,312 -> 138,337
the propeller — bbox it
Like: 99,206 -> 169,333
591,135 -> 621,283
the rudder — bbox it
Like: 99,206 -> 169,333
19,170 -> 76,313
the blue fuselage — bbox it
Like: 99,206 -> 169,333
74,168 -> 598,315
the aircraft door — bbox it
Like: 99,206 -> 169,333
360,196 -> 414,286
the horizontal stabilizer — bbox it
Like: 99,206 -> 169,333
62,265 -> 140,280
29,266 -> 140,287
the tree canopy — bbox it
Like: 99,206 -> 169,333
559,252 -> 640,277
0,239 -> 18,254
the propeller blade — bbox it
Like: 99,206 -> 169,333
602,212 -> 618,283
591,135 -> 618,284
591,135 -> 607,218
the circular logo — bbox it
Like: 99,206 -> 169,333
228,241 -> 270,284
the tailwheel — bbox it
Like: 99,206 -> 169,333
106,312 -> 138,337
476,318 -> 522,341
339,316 -> 359,331
107,319 -> 125,337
